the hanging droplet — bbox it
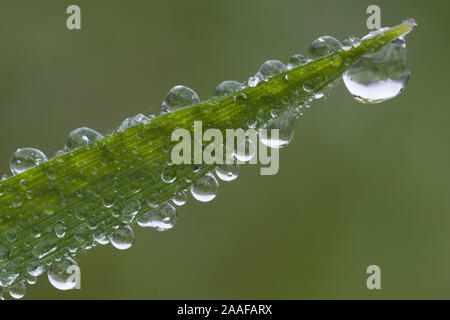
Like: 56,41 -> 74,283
161,85 -> 200,113
109,225 -> 135,250
8,281 -> 26,299
0,262 -> 19,287
215,161 -> 239,182
256,60 -> 287,81
27,259 -> 44,277
93,229 -> 109,245
309,36 -> 342,58
215,80 -> 244,97
102,196 -> 115,208
116,114 -> 150,132
259,111 -> 296,149
287,54 -> 309,69
121,200 -> 140,223
191,173 -> 219,202
172,191 -> 187,206
55,221 -> 66,238
137,202 -> 177,231
234,138 -> 256,162
161,167 -> 177,184
65,127 -> 103,151
342,38 -> 410,104
10,148 -> 47,175
48,257 -> 79,290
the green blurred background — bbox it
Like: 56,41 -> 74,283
0,0 -> 449,299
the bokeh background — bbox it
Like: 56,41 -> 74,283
0,0 -> 449,299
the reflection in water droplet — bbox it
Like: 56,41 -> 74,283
287,54 -> 309,69
256,60 -> 287,80
48,257 -> 78,290
137,202 -> 177,231
162,85 -> 200,113
309,36 -> 342,58
343,38 -> 410,104
9,281 -> 26,299
259,111 -> 295,149
10,148 -> 47,175
191,173 -> 219,202
110,225 -> 135,250
215,80 -> 244,97
116,114 -> 150,132
65,127 -> 103,151
172,191 -> 187,206
215,161 -> 239,182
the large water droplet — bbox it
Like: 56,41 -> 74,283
215,80 -> 244,97
9,281 -> 26,299
191,173 -> 219,202
287,54 -> 309,69
162,85 -> 200,113
10,148 -> 47,175
48,257 -> 79,290
259,111 -> 296,149
342,38 -> 410,104
256,60 -> 287,80
116,114 -> 150,132
110,225 -> 135,250
309,36 -> 342,58
137,202 -> 177,231
215,161 -> 239,182
65,127 -> 103,151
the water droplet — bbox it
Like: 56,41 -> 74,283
0,262 -> 19,287
93,229 -> 109,245
287,54 -> 309,69
247,119 -> 257,129
0,245 -> 10,262
172,191 -> 187,206
161,167 -> 177,184
110,225 -> 135,250
137,202 -> 177,231
9,281 -> 26,299
55,221 -> 66,238
343,38 -> 410,104
161,85 -> 200,113
103,196 -> 115,208
215,80 -> 244,97
234,138 -> 256,162
27,259 -> 44,277
122,200 -> 140,223
10,148 -> 47,175
256,60 -> 287,80
65,127 -> 103,151
259,111 -> 296,149
302,80 -> 314,92
215,162 -> 239,182
342,36 -> 361,51
248,76 -> 260,87
309,36 -> 342,58
234,93 -> 248,104
116,114 -> 150,132
191,173 -> 219,202
48,257 -> 79,290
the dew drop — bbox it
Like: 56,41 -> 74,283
342,38 -> 410,104
172,191 -> 187,206
0,245 -> 10,262
48,257 -> 79,290
65,127 -> 103,151
27,259 -> 45,277
309,36 -> 342,58
191,173 -> 219,202
55,221 -> 66,238
248,76 -> 260,87
161,167 -> 177,184
287,54 -> 309,69
102,196 -> 115,208
137,202 -> 177,231
161,85 -> 200,113
215,80 -> 244,97
110,225 -> 135,250
122,200 -> 140,223
215,162 -> 239,182
256,60 -> 287,80
116,114 -> 150,132
259,111 -> 296,149
93,229 -> 109,245
10,148 -> 47,175
9,281 -> 26,299
234,138 -> 256,162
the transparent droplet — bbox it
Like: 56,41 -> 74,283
172,191 -> 187,206
65,127 -> 103,151
248,76 -> 260,87
109,225 -> 135,250
343,38 -> 410,104
27,259 -> 44,277
93,229 -> 109,245
103,196 -> 115,208
234,138 -> 256,162
55,221 -> 66,238
309,36 -> 342,58
161,85 -> 200,113
215,161 -> 239,182
10,148 -> 47,175
287,54 -> 309,69
48,257 -> 79,290
342,36 -> 361,51
9,281 -> 26,299
116,114 -> 150,132
0,262 -> 19,287
191,173 -> 219,202
122,200 -> 140,223
137,202 -> 177,231
259,111 -> 296,149
215,80 -> 244,97
161,167 -> 177,184
256,60 -> 287,80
